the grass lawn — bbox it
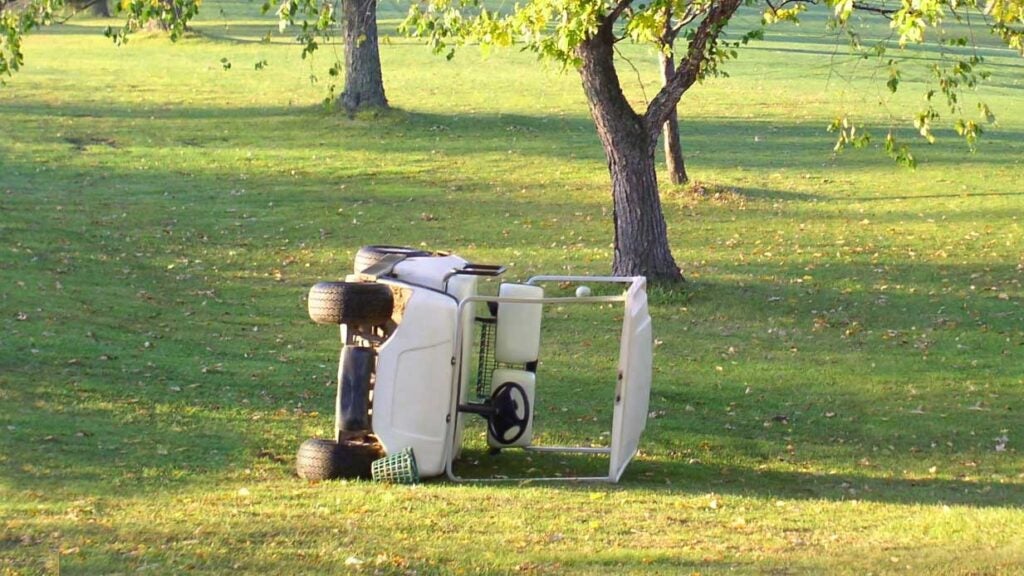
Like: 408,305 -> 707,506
1,2 -> 1022,573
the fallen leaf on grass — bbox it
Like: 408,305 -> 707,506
995,435 -> 1009,452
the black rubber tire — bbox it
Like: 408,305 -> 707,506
295,438 -> 382,481
307,281 -> 393,325
353,245 -> 436,274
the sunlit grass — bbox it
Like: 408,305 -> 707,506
1,2 -> 1022,574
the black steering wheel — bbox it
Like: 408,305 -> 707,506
488,382 -> 531,445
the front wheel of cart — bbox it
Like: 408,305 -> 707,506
295,438 -> 382,481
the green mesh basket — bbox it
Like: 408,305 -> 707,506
371,447 -> 419,484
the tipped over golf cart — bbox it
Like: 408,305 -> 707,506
296,245 -> 653,483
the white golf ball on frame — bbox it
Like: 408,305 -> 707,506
575,285 -> 592,298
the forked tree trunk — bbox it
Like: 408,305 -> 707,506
571,0 -> 741,281
577,31 -> 683,282
659,51 -> 688,185
340,0 -> 387,114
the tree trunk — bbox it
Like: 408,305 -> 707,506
340,0 -> 387,114
659,50 -> 688,185
68,0 -> 110,16
144,0 -> 180,31
608,137 -> 683,280
577,30 -> 683,282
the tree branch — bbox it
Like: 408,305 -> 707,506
660,5 -> 699,53
851,1 -> 898,16
615,43 -> 648,106
659,6 -> 675,46
602,0 -> 635,34
774,0 -> 817,8
55,0 -> 106,24
666,10 -> 698,44
644,0 -> 743,133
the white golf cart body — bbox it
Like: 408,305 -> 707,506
360,254 -> 653,482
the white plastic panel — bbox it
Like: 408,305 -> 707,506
373,283 -> 457,477
609,278 -> 653,482
486,368 -> 536,449
495,283 -> 544,364
391,255 -> 468,291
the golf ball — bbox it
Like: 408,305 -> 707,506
575,285 -> 592,298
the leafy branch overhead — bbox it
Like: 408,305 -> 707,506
400,0 -> 1024,157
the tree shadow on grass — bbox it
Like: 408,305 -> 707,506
445,261 -> 1022,509
3,99 -> 1024,175
2,94 -> 1021,512
725,185 -> 824,202
443,447 -> 1020,508
628,458 -> 1023,508
0,368 -> 248,499
841,190 -> 1024,202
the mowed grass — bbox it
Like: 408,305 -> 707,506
1,2 -> 1023,574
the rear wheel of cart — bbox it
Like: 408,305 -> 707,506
295,438 -> 382,481
353,245 -> 439,274
307,281 -> 393,325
